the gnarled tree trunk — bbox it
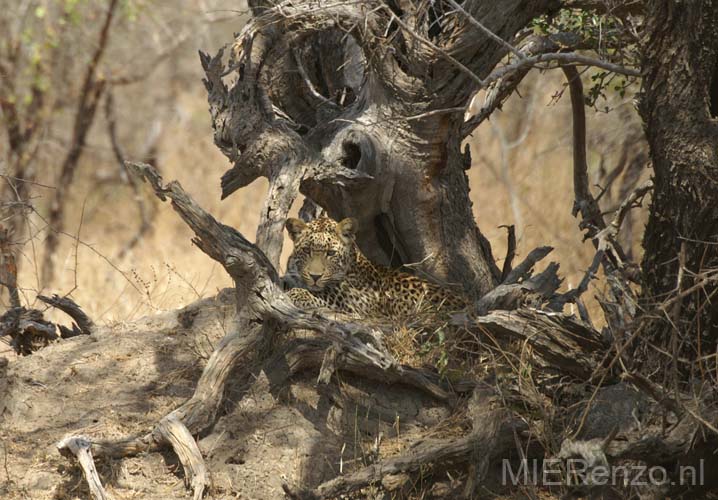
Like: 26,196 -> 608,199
208,0 -> 560,298
638,0 -> 718,370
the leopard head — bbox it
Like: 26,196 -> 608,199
285,217 -> 358,291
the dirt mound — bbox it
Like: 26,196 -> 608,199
0,291 -> 452,499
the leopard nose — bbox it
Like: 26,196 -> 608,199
309,273 -> 322,283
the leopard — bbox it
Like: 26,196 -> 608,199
284,216 -> 469,319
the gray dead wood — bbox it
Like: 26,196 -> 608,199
0,306 -> 58,355
56,161 -> 455,497
58,162 -> 630,500
455,309 -> 609,381
206,0 -> 637,303
57,436 -> 110,500
200,47 -> 368,269
53,162 -> 716,499
153,415 -> 208,500
266,338 -> 476,398
463,385 -> 506,498
203,0 -> 573,298
474,261 -> 561,315
37,294 -> 94,337
503,245 -> 554,284
121,163 -> 454,402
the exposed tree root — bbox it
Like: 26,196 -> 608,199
153,415 -> 208,500
57,436 -> 109,500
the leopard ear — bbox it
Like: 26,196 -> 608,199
285,218 -> 307,241
336,217 -> 358,241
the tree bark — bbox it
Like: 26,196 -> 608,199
638,1 -> 718,368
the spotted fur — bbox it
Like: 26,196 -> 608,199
285,217 -> 468,318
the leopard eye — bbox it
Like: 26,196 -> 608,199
326,250 -> 337,257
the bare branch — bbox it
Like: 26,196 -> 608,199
503,245 -> 554,284
446,0 -> 526,60
562,65 -> 641,337
608,179 -> 653,235
562,66 -> 608,239
462,32 -> 587,137
499,224 -> 516,282
486,52 -> 640,88
554,249 -> 603,307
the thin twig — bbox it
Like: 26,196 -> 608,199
608,179 -> 652,232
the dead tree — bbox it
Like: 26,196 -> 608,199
0,227 -> 93,354
55,1 -> 718,499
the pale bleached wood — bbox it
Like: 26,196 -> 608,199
57,436 -> 110,500
153,415 -> 208,500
